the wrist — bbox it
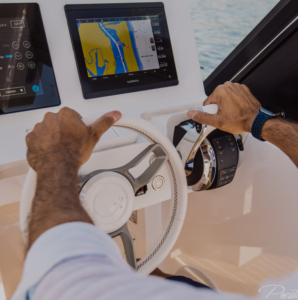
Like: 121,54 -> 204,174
35,159 -> 79,187
37,162 -> 78,177
35,162 -> 80,205
30,153 -> 80,174
245,110 -> 259,133
260,117 -> 284,141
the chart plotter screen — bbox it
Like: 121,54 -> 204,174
65,3 -> 178,99
77,16 -> 161,78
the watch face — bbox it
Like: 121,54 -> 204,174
260,107 -> 275,117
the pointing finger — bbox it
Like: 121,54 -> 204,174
89,111 -> 122,140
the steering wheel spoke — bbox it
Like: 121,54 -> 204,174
78,144 -> 168,193
109,223 -> 136,269
116,143 -> 168,193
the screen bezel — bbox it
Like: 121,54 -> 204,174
0,3 -> 60,115
65,3 -> 178,99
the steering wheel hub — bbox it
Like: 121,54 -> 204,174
80,172 -> 134,233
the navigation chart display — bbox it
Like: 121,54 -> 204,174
77,16 -> 160,78
65,3 -> 178,99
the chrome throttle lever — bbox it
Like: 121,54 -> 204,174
174,105 -> 218,191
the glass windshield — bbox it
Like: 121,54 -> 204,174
188,0 -> 279,80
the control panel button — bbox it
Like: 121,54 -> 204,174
12,41 -> 19,49
26,51 -> 33,59
23,41 -> 31,48
228,166 -> 237,173
159,62 -> 168,67
219,180 -> 228,186
152,176 -> 165,191
28,61 -> 36,69
10,20 -> 25,29
0,86 -> 26,97
17,62 -> 24,70
220,169 -> 228,175
32,85 -> 40,92
14,52 -> 22,60
220,172 -> 232,180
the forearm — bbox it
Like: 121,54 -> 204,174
261,118 -> 298,168
27,163 -> 93,249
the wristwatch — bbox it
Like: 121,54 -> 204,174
251,107 -> 285,141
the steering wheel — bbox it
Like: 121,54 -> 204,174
20,116 -> 188,275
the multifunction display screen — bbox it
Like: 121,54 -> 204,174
0,4 -> 60,114
65,3 -> 178,99
77,16 -> 163,79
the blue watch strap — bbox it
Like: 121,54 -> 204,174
251,110 -> 272,141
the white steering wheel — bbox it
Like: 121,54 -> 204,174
20,115 -> 188,275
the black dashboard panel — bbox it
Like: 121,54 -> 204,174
0,3 -> 60,114
65,3 -> 178,99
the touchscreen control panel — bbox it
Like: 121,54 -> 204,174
65,3 -> 178,99
0,4 -> 60,114
0,19 -> 42,100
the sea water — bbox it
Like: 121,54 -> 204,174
188,0 -> 279,80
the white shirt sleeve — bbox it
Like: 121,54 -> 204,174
11,222 -> 295,300
10,222 -> 130,300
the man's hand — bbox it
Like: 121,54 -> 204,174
187,82 -> 298,168
26,107 -> 122,172
187,82 -> 261,134
26,108 -> 122,248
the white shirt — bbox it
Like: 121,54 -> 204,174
10,222 -> 298,300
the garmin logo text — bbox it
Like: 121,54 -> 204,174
127,80 -> 139,84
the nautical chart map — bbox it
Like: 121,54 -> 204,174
77,19 -> 160,77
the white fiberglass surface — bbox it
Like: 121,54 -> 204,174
159,136 -> 298,296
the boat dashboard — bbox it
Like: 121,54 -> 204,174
1,0 -> 298,299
